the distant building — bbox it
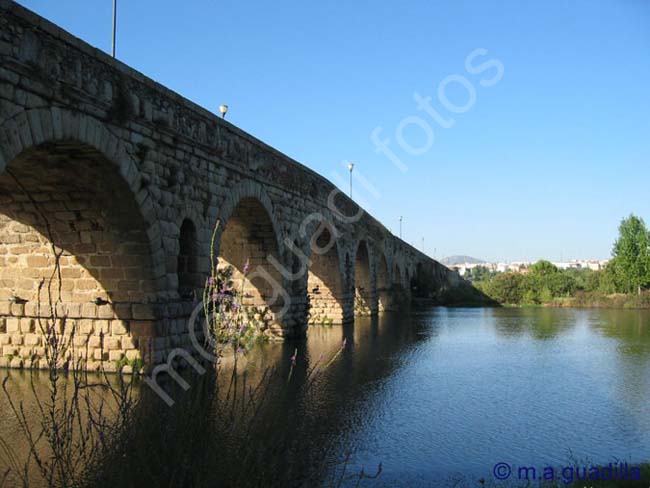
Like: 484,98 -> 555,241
447,258 -> 608,276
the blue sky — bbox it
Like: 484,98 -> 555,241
17,0 -> 650,262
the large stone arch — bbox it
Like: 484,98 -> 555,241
0,108 -> 166,370
302,217 -> 346,325
376,249 -> 390,311
353,238 -> 377,316
212,179 -> 285,260
392,251 -> 407,289
211,179 -> 287,336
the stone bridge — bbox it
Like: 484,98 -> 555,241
0,1 -> 459,370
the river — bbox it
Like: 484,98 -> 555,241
1,306 -> 650,487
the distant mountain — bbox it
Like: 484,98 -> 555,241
440,255 -> 485,266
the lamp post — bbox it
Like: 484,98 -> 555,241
399,216 -> 403,239
111,0 -> 117,58
348,162 -> 354,198
219,104 -> 228,119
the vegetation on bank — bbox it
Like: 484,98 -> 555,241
472,214 -> 650,308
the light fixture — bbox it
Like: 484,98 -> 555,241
219,104 -> 228,119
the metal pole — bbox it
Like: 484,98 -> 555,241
349,168 -> 352,198
111,0 -> 117,58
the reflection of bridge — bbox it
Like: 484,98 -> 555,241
0,2 -> 458,369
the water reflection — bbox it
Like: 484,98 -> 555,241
2,307 -> 650,487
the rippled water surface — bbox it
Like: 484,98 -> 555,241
2,307 -> 650,486
254,307 -> 650,485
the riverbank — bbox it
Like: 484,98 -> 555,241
492,291 -> 650,310
548,291 -> 650,309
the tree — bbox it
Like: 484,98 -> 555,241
466,265 -> 496,283
528,260 -> 558,276
480,272 -> 525,304
611,214 -> 650,294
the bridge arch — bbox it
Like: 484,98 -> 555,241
393,261 -> 405,288
0,109 -> 166,369
377,250 -> 390,311
353,239 -> 376,316
212,180 -> 286,334
304,219 -> 345,325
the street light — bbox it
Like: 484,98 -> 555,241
219,104 -> 229,119
348,162 -> 354,198
111,0 -> 117,58
399,216 -> 403,239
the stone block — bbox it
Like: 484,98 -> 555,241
130,320 -> 156,337
109,350 -> 123,362
94,320 -> 110,334
97,305 -> 114,319
19,347 -> 32,359
132,304 -> 156,320
24,334 -> 40,346
78,319 -> 93,335
125,349 -> 140,361
10,357 -> 23,369
73,335 -> 89,347
20,318 -> 35,333
93,349 -> 108,361
111,320 -> 128,335
104,337 -> 120,350
121,336 -> 137,350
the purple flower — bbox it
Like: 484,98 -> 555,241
290,350 -> 297,366
232,303 -> 240,311
207,276 -> 216,287
243,259 -> 251,275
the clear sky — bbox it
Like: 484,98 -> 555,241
16,0 -> 650,263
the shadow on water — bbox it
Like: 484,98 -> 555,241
0,311 -> 428,488
3,307 -> 650,487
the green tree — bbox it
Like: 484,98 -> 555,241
529,260 -> 558,276
480,272 -> 525,304
466,265 -> 496,283
612,214 -> 650,294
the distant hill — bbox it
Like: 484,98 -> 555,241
440,255 -> 485,266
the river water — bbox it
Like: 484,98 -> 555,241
2,306 -> 650,486
250,307 -> 650,486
